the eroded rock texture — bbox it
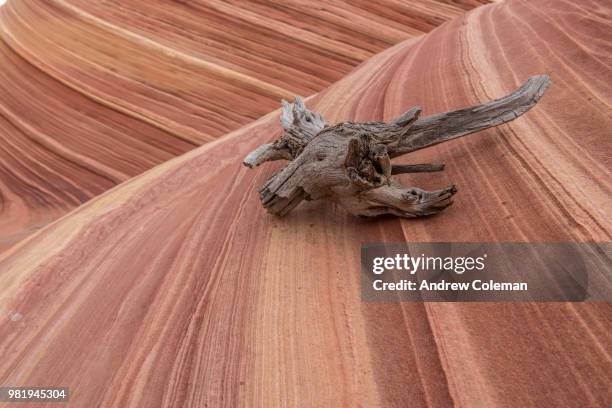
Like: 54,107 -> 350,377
0,0 -> 484,251
0,0 -> 611,407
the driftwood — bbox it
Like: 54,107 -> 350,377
243,75 -> 550,218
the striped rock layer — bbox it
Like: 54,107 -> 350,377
0,0 -> 611,407
0,0 -> 486,251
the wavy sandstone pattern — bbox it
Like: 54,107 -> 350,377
1,0 -> 611,407
0,0 -> 485,251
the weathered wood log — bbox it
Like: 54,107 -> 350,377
243,75 -> 550,218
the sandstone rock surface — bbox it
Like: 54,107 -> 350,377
0,0 -> 610,407
0,0 -> 484,250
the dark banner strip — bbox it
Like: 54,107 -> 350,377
361,243 -> 612,302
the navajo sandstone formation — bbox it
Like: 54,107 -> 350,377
0,0 -> 485,251
1,0 -> 611,407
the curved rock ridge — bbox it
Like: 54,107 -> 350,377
0,0 -> 486,252
0,0 -> 611,407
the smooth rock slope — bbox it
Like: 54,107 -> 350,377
0,0 -> 611,407
0,0 -> 485,251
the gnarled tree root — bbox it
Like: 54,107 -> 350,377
243,75 -> 550,219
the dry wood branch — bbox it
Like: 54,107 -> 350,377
244,75 -> 550,219
243,96 -> 325,168
386,75 -> 551,157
